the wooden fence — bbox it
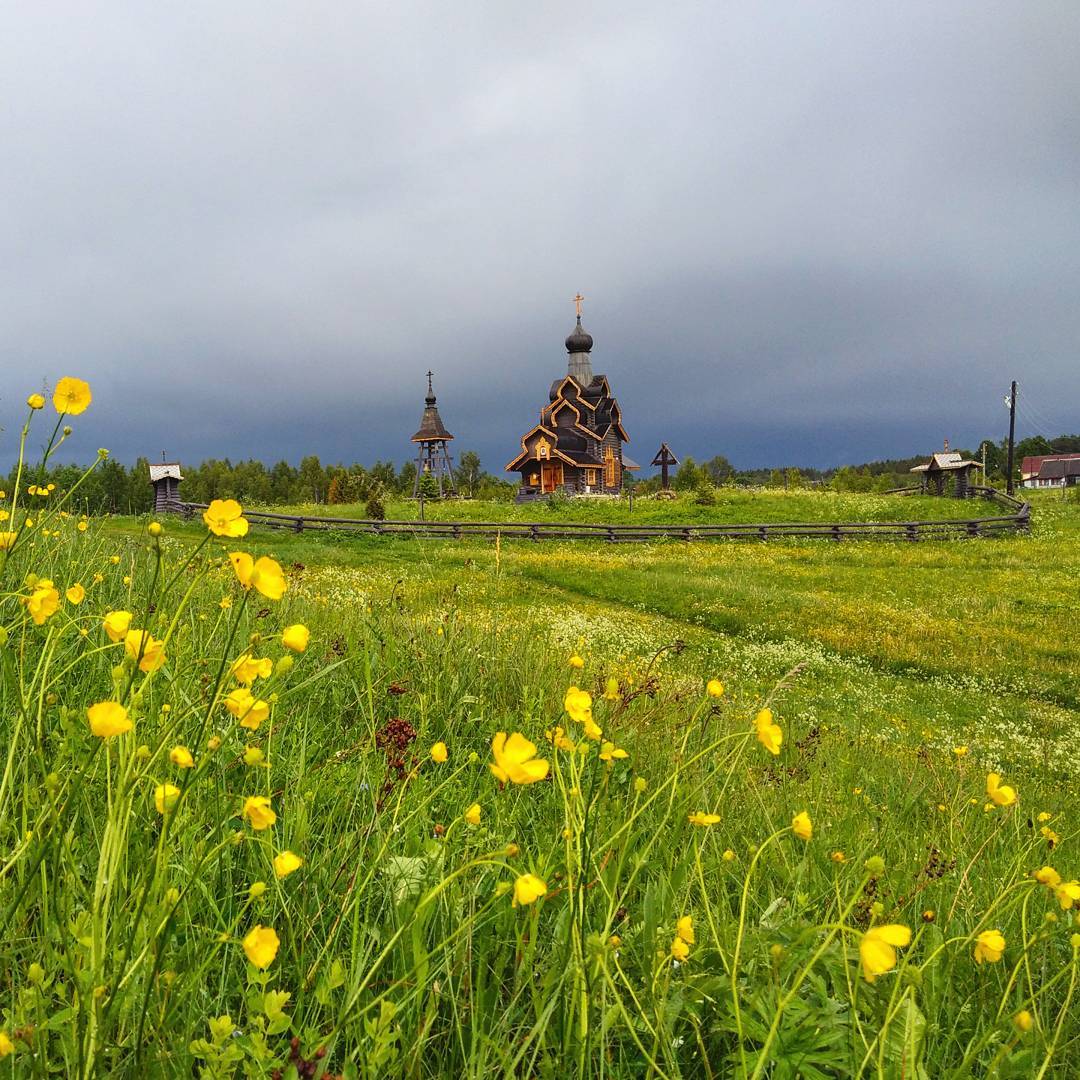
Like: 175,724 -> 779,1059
173,496 -> 1030,544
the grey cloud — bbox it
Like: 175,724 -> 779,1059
2,1 -> 1078,473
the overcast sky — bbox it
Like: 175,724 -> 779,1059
3,2 -> 1078,474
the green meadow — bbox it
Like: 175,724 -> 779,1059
2,408 -> 1078,1077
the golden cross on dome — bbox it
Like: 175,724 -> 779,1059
572,292 -> 585,318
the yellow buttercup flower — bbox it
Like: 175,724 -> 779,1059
225,688 -> 270,731
859,924 -> 911,982
722,848 -> 736,861
65,583 -> 85,605
1034,866 -> 1061,887
229,552 -> 287,600
564,686 -> 598,739
599,741 -> 628,763
203,499 -> 249,538
706,679 -> 724,698
124,629 -> 166,673
0,532 -> 16,550
986,772 -> 1016,807
87,701 -> 132,739
242,924 -> 280,968
243,745 -> 265,766
754,708 -> 783,756
974,929 -> 1005,964
671,936 -> 690,961
169,745 -> 194,769
0,1031 -> 12,1057
102,610 -> 133,642
430,741 -> 448,763
676,915 -> 695,944
273,850 -> 303,878
53,377 -> 92,415
1014,1010 -> 1033,1033
568,654 -> 584,669
230,653 -> 273,684
27,393 -> 45,410
792,811 -> 812,841
953,746 -> 969,757
490,732 -> 549,785
282,624 -> 310,652
154,783 -> 180,814
546,725 -> 575,751
512,873 -> 547,907
688,812 -> 721,826
24,580 -> 60,625
1055,881 -> 1080,910
242,795 -> 276,830
464,802 -> 482,826
603,676 -> 620,701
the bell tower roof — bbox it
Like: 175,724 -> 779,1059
411,371 -> 454,442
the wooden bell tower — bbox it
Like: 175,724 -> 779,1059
411,371 -> 457,497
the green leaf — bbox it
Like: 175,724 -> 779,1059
880,992 -> 928,1080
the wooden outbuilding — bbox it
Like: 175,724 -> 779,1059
506,298 -> 638,499
411,372 -> 456,497
149,461 -> 183,512
910,450 -> 979,497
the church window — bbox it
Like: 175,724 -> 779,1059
604,447 -> 618,487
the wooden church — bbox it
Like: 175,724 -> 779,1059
506,298 -> 637,498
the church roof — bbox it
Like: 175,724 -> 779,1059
148,463 -> 183,482
565,316 -> 593,354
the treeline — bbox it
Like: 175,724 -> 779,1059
2,452 -> 515,515
8,432 -> 1078,513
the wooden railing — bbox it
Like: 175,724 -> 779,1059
174,497 -> 1030,544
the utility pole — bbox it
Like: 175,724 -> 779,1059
1005,380 -> 1017,496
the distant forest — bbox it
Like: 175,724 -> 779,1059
7,434 -> 1078,514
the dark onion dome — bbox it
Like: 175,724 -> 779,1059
565,316 -> 593,353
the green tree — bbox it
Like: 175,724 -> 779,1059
297,456 -> 327,503
674,456 -> 701,491
703,455 -> 735,484
457,450 -> 482,497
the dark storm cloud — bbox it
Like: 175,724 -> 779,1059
3,1 -> 1078,473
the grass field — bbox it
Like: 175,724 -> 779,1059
271,488 -> 1007,525
2,406 -> 1078,1076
